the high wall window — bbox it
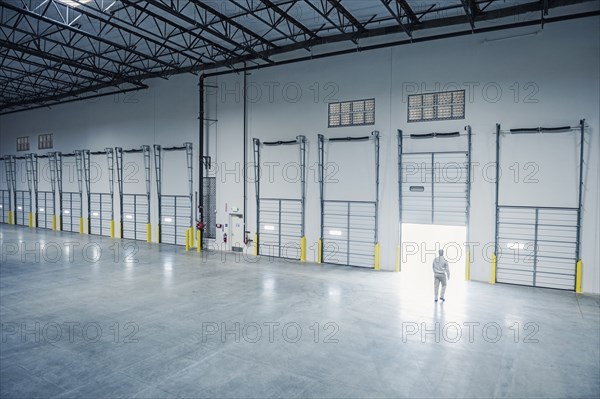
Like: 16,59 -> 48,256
17,136 -> 29,151
328,99 -> 375,128
408,90 -> 465,122
38,133 -> 53,149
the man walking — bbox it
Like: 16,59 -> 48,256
433,249 -> 450,302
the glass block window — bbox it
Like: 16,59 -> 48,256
408,90 -> 465,122
328,99 -> 375,128
38,133 -> 53,149
17,136 -> 29,152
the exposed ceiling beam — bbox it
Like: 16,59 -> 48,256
0,0 -> 597,113
379,0 -> 412,37
397,0 -> 419,24
326,0 -> 366,33
461,0 -> 476,30
200,0 -> 597,70
259,0 -> 319,40
1,1 -> 180,73
188,0 -> 278,51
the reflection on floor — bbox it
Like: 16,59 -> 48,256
1,225 -> 599,398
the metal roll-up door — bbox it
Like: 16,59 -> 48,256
154,143 -> 193,247
37,191 -> 54,229
496,207 -> 536,286
14,190 -> 31,226
318,132 -> 380,269
401,154 -> 432,225
496,206 -> 578,290
322,201 -> 376,268
116,146 -> 151,242
89,193 -> 112,236
122,194 -> 148,241
400,152 -> 468,226
0,190 -> 8,223
258,198 -> 302,259
61,192 -> 81,232
494,122 -> 586,291
253,136 -> 306,260
84,149 -> 115,237
160,195 -> 190,245
434,153 -> 469,225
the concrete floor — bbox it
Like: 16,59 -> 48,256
1,225 -> 599,399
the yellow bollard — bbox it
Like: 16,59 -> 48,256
395,244 -> 401,272
185,229 -> 190,251
300,236 -> 307,262
8,211 -> 13,225
110,220 -> 115,238
146,224 -> 151,243
465,250 -> 471,281
29,212 -> 33,228
197,230 -> 202,253
52,215 -> 56,231
253,233 -> 258,256
79,217 -> 84,234
374,243 -> 381,270
575,260 -> 583,293
317,239 -> 323,264
489,253 -> 497,284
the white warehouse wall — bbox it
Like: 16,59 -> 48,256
0,74 -> 199,243
1,16 -> 599,293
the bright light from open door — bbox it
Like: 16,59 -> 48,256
399,223 -> 467,304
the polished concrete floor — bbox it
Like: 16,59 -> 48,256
1,225 -> 599,399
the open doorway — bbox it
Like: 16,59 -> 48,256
400,223 -> 467,300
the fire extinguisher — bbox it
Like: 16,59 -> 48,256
223,233 -> 227,244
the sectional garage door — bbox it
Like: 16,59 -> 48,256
318,132 -> 380,269
116,146 -> 152,242
258,198 -> 302,259
154,143 -> 194,246
494,122 -> 586,291
400,152 -> 469,226
253,136 -> 306,260
322,200 -> 377,267
37,191 -> 55,229
496,206 -> 579,290
14,190 -> 31,226
0,190 -> 9,223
